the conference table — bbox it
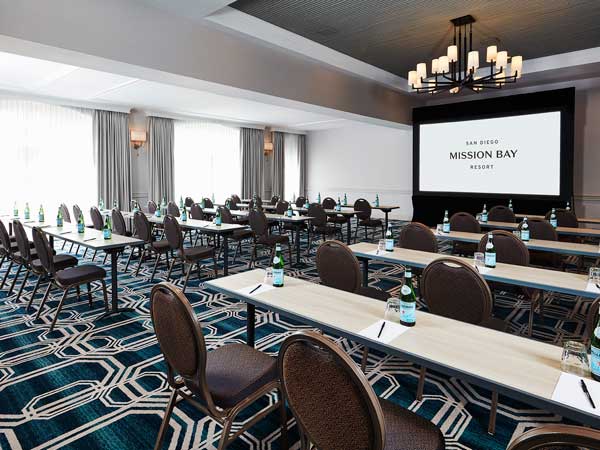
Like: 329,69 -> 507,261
350,242 -> 600,299
479,220 -> 600,239
292,206 -> 357,245
341,203 -> 399,230
21,220 -> 143,318
207,269 -> 600,429
515,213 -> 600,226
433,229 -> 600,259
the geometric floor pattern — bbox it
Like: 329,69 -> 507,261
0,222 -> 594,450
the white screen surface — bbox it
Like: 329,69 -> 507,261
418,111 -> 561,196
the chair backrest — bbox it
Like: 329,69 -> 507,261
189,203 -> 204,220
111,208 -> 127,236
150,282 -> 217,412
506,424 -> 600,450
60,203 -> 71,223
0,220 -> 13,256
519,218 -> 557,241
249,197 -> 262,209
219,206 -> 234,224
399,222 -> 438,253
231,194 -> 241,204
316,240 -> 361,293
278,331 -> 385,450
308,203 -> 327,227
270,195 -> 280,205
422,258 -> 493,325
353,198 -> 372,220
164,215 -> 183,251
478,230 -> 529,266
227,197 -> 239,211
449,212 -> 481,233
322,197 -> 336,210
13,220 -> 33,263
148,200 -> 158,214
184,197 -> 194,207
488,205 -> 516,223
248,209 -> 268,237
295,196 -> 306,207
275,200 -> 289,215
31,227 -> 55,275
73,204 -> 83,222
545,208 -> 578,228
133,211 -> 152,243
202,198 -> 214,209
167,201 -> 180,217
90,206 -> 104,231
586,297 -> 600,343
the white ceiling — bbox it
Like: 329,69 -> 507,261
0,51 -> 348,130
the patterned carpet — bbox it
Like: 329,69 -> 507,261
0,222 -> 594,450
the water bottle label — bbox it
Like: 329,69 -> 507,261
521,230 -> 530,241
287,210 -> 292,217
550,219 -> 557,228
273,268 -> 284,285
39,214 -> 44,223
24,212 -> 30,220
481,213 -> 487,222
57,218 -> 63,227
442,222 -> 450,233
155,210 -> 161,217
78,223 -> 84,233
103,229 -> 111,239
485,252 -> 496,267
400,301 -> 415,324
385,238 -> 394,251
216,217 -> 221,225
273,256 -> 280,265
591,345 -> 600,377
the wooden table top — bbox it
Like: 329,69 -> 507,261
144,215 -> 246,233
207,269 -> 598,427
434,229 -> 600,258
479,220 -> 600,238
514,213 -> 600,225
350,242 -> 598,299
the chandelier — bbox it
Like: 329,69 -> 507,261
408,15 -> 523,94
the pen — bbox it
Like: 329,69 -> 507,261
474,265 -> 480,273
581,379 -> 596,409
59,231 -> 72,235
83,237 -> 96,242
249,284 -> 262,294
377,321 -> 386,338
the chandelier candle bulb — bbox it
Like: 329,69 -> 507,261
431,58 -> 439,74
486,45 -> 497,62
447,45 -> 458,62
416,63 -> 427,80
496,51 -> 508,68
511,55 -> 523,78
438,55 -> 450,73
467,50 -> 479,70
408,70 -> 417,86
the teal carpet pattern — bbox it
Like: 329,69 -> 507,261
0,223 -> 593,449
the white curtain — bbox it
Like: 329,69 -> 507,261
0,99 -> 96,217
174,120 -> 241,204
284,133 -> 301,201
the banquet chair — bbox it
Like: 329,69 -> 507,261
126,211 -> 171,281
167,201 -> 180,217
219,207 -> 253,263
248,209 -> 292,268
306,204 -> 341,255
89,207 -> 104,261
506,424 -> 600,450
202,197 -> 214,209
295,196 -> 306,208
518,218 -> 562,269
353,199 -> 384,242
488,205 -> 516,223
449,212 -> 480,256
184,197 -> 194,207
59,203 -> 72,250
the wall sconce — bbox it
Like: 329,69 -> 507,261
264,142 -> 273,156
130,129 -> 146,150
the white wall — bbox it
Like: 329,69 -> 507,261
307,124 -> 413,220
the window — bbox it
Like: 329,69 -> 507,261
174,120 -> 241,204
284,133 -> 300,201
0,99 -> 96,217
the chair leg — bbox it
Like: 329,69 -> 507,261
26,275 -> 44,311
488,391 -> 498,435
360,346 -> 369,373
36,282 -> 53,319
87,283 -> 93,308
233,241 -> 241,263
166,258 -> 176,281
49,288 -> 69,331
248,243 -> 257,269
0,260 -> 13,290
136,248 -> 145,276
278,388 -> 289,450
153,389 -> 179,450
416,366 -> 427,401
182,263 -> 193,293
213,255 -> 218,279
8,264 -> 23,296
217,417 -> 234,450
124,248 -> 135,273
15,269 -> 31,301
287,240 -> 293,267
150,253 -> 162,281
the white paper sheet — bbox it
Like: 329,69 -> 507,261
586,281 -> 600,294
473,265 -> 493,275
358,319 -> 411,344
552,372 -> 600,416
237,283 -> 276,296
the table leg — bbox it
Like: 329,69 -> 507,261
384,211 -> 389,230
49,235 -> 54,249
295,223 -> 301,266
247,303 -> 255,347
361,258 -> 369,287
96,248 -> 135,320
346,218 -> 352,245
222,234 -> 229,276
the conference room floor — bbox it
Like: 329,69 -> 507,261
0,222 -> 593,450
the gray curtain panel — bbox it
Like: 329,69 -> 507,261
271,131 -> 285,197
147,116 -> 174,204
94,109 -> 131,210
298,134 -> 307,197
240,127 -> 265,198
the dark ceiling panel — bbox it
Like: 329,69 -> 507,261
231,0 -> 600,77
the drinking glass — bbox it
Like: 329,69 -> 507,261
512,230 -> 521,239
589,267 -> 600,285
475,213 -> 482,222
264,267 -> 274,285
377,239 -> 386,254
384,297 -> 400,322
436,224 -> 443,234
474,252 -> 485,267
561,341 -> 590,377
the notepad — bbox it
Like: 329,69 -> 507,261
585,281 -> 600,294
368,249 -> 386,256
358,320 -> 411,344
237,283 -> 276,296
474,266 -> 493,275
552,372 -> 600,416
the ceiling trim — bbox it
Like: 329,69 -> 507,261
205,6 -> 409,92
